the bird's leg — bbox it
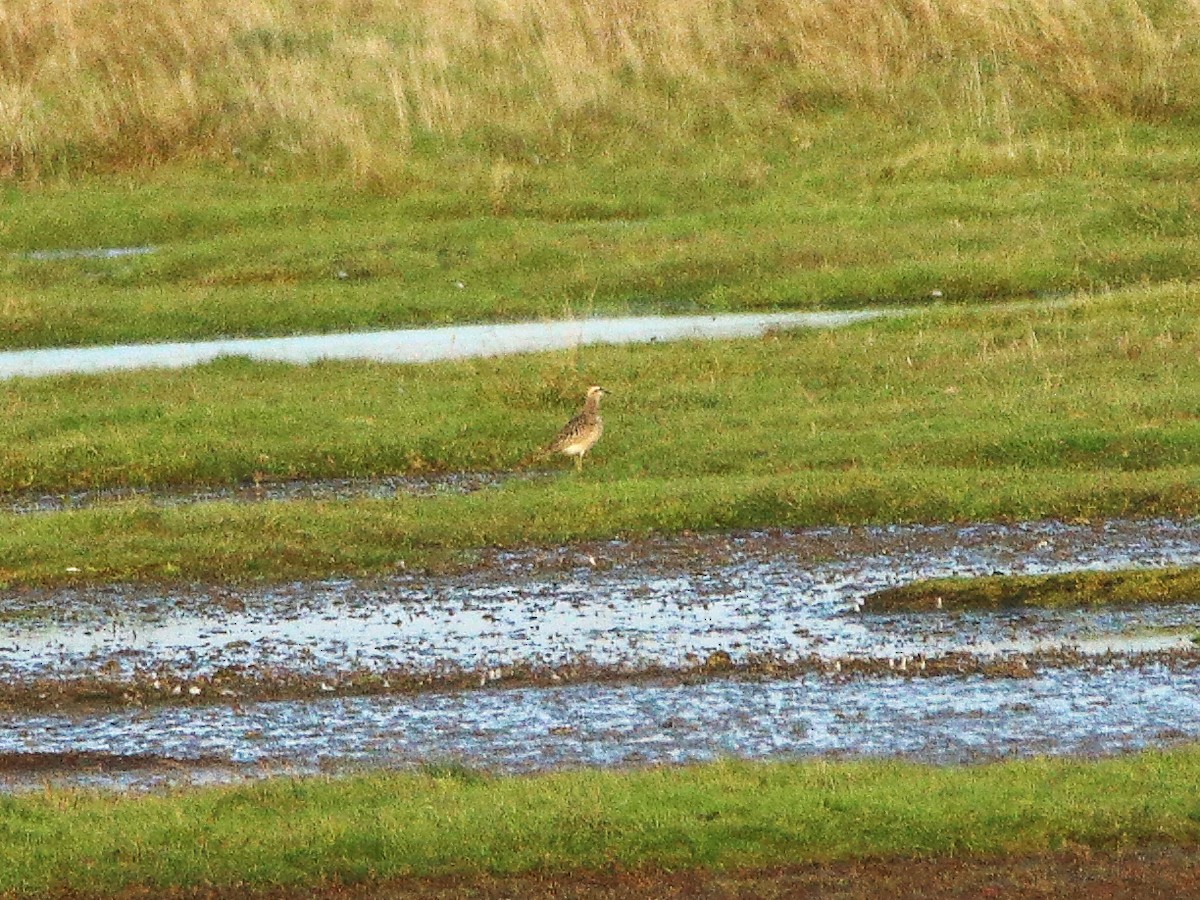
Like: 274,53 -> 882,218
575,454 -> 583,471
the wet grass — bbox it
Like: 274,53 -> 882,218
5,7 -> 1200,889
6,1 -> 1200,353
1,749 -> 1198,895
866,567 -> 1200,613
3,118 -> 1200,349
3,285 -> 1200,586
3,468 -> 1200,587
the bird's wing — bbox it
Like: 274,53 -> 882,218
546,411 -> 588,452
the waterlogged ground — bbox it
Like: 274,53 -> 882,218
2,518 -> 1200,790
0,309 -> 891,378
2,472 -> 518,514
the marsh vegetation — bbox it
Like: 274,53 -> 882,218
5,1 -> 1200,345
3,287 -> 1200,586
4,0 -> 1200,894
867,566 -> 1200,612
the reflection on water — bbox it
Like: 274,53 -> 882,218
5,518 -> 1199,681
20,246 -> 157,261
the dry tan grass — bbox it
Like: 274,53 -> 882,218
2,0 -> 1199,177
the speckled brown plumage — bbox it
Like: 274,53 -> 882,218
542,385 -> 608,470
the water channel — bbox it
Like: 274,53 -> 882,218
0,310 -> 892,379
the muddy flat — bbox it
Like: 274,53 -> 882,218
3,518 -> 1200,791
0,472 -> 518,514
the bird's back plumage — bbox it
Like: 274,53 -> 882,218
547,408 -> 603,454
537,386 -> 608,468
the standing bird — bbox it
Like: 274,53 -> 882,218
539,385 -> 609,470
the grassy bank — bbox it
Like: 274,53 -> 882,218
2,119 -> 1199,348
3,286 -> 1200,585
866,566 -> 1200,612
2,750 -> 1199,895
3,1 -> 1200,346
6,467 -> 1200,586
5,285 -> 1200,495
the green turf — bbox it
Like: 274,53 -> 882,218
4,120 -> 1200,348
1,750 -> 1198,895
2,285 -> 1199,586
4,466 -> 1198,587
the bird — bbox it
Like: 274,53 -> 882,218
537,385 -> 609,470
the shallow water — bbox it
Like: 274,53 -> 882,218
5,519 -> 1198,683
2,472 -> 518,514
0,310 -> 890,379
3,519 -> 1200,790
20,246 -> 157,261
4,663 -> 1198,792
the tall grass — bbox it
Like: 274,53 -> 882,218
3,0 -> 1200,178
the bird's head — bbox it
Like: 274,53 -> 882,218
586,385 -> 609,400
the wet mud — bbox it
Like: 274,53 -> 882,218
1,472 -> 518,514
3,518 -> 1200,790
6,661 -> 1200,793
146,847 -> 1200,900
0,749 -> 229,774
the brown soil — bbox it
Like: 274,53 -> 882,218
38,846 -> 1200,899
0,750 -> 231,776
5,646 -> 1199,714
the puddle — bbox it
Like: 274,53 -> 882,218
1,472 -> 520,514
19,246 -> 157,261
3,518 -> 1200,790
4,662 -> 1198,792
0,310 -> 892,379
5,518 -> 1199,691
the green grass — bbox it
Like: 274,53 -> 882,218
4,119 -> 1200,348
5,467 -> 1198,586
4,284 -> 1200,586
6,6 -> 1200,891
5,284 -> 1200,495
865,567 -> 1200,612
2,750 -> 1198,895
